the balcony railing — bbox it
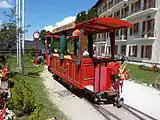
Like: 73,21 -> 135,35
142,31 -> 154,38
121,12 -> 129,18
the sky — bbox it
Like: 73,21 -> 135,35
0,0 -> 97,40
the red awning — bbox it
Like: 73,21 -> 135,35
75,17 -> 133,34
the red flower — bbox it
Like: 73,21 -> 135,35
120,72 -> 129,81
2,65 -> 8,77
152,64 -> 158,69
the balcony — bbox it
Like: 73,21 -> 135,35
121,12 -> 129,19
99,0 -> 128,17
142,31 -> 154,38
95,38 -> 106,44
133,37 -> 156,41
126,8 -> 158,20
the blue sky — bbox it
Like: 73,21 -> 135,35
0,0 -> 97,39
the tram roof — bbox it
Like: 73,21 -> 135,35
51,17 -> 133,35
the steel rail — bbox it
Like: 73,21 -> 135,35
98,105 -> 121,120
122,103 -> 158,120
121,104 -> 146,120
83,98 -> 111,120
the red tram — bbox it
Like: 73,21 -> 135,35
45,17 -> 133,106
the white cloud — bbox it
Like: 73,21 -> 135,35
44,25 -> 56,32
0,0 -> 13,8
44,16 -> 76,32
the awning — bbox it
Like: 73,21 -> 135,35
50,17 -> 133,35
75,17 -> 133,34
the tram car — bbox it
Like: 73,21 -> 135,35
45,17 -> 133,107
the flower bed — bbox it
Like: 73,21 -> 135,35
0,65 -> 14,120
139,65 -> 160,72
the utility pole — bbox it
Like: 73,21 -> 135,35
16,0 -> 25,73
18,0 -> 22,73
22,0 -> 25,73
16,0 -> 19,67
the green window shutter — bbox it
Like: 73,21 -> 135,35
76,29 -> 82,65
60,34 -> 65,60
49,36 -> 54,57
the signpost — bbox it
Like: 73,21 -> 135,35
33,31 -> 40,65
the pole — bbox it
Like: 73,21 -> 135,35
22,0 -> 25,73
22,0 -> 25,54
36,39 -> 39,65
16,0 -> 19,66
18,0 -> 22,72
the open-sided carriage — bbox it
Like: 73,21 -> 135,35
45,17 -> 133,106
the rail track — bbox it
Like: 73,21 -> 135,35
84,98 -> 158,120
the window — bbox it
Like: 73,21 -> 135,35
130,28 -> 133,36
103,33 -> 106,40
132,46 -> 137,57
129,46 -> 137,57
101,46 -> 105,54
133,23 -> 139,34
124,28 -> 128,39
142,19 -> 155,37
121,6 -> 129,18
141,45 -> 144,58
98,34 -> 100,39
129,46 -> 131,56
120,28 -> 128,39
114,10 -> 120,19
103,3 -> 107,12
145,45 -> 152,59
144,0 -> 156,10
98,46 -> 101,54
115,46 -> 118,55
108,46 -> 111,55
142,21 -> 146,37
121,45 -> 126,56
147,19 -> 155,37
108,0 -> 113,9
131,0 -> 141,13
116,30 -> 119,36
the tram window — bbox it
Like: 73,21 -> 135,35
67,37 -> 74,54
84,36 -> 88,52
52,40 -> 60,53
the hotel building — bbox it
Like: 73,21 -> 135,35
93,0 -> 160,63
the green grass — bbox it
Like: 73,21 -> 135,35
7,54 -> 67,120
127,63 -> 159,85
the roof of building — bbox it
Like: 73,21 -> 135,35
92,0 -> 104,8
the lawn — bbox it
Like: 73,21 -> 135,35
7,54 -> 67,120
127,63 -> 159,85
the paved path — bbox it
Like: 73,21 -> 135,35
41,69 -> 160,120
41,69 -> 106,120
121,80 -> 160,120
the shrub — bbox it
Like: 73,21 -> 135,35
7,75 -> 41,118
139,65 -> 160,72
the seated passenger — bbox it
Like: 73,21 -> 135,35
83,51 -> 89,56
